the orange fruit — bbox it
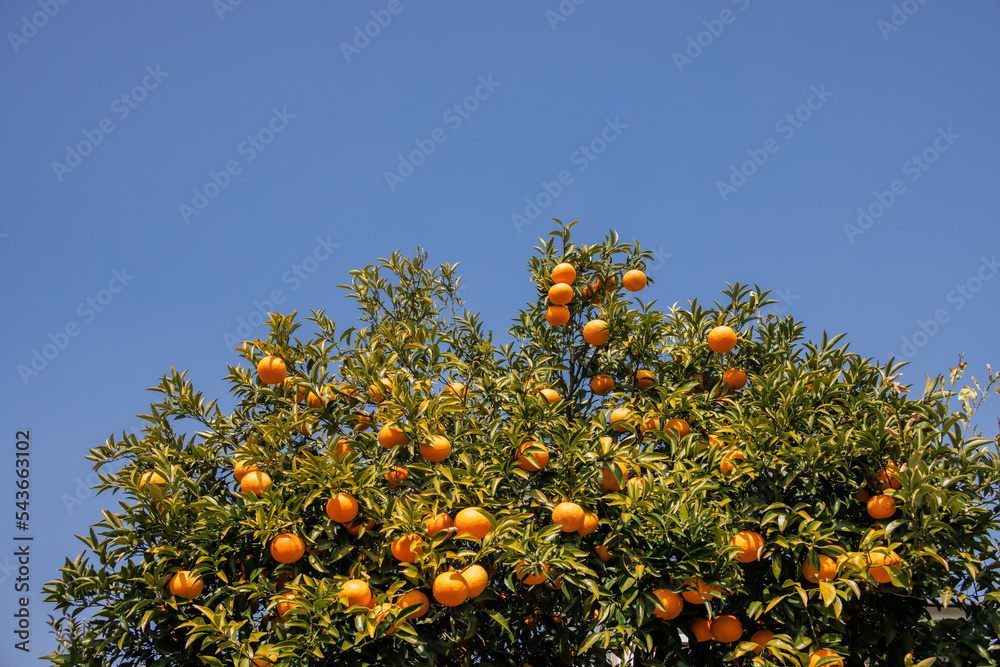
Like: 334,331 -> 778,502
707,326 -> 738,354
622,269 -> 647,292
689,617 -> 713,642
722,368 -> 748,389
283,377 -> 307,402
306,385 -> 328,409
867,551 -> 901,584
462,564 -> 489,597
652,588 -> 683,620
516,561 -> 548,585
253,654 -> 277,667
635,369 -> 655,388
867,495 -> 896,519
876,466 -> 901,490
639,417 -> 659,434
398,590 -> 430,618
257,356 -> 287,384
167,571 -> 203,599
326,492 -> 359,523
548,283 -> 573,306
368,378 -> 394,403
390,535 -> 424,563
590,374 -> 615,395
331,438 -> 355,461
551,262 -> 576,284
595,545 -> 612,562
711,615 -> 743,643
609,406 -> 632,432
750,629 -> 775,655
627,476 -> 646,491
577,511 -> 599,536
433,571 -> 469,606
420,435 -> 452,462
552,501 -> 585,532
517,441 -> 549,471
345,518 -> 375,536
681,577 -> 722,604
598,462 -> 629,492
454,507 -> 493,541
385,466 -> 408,487
351,411 -> 371,432
583,319 -> 610,346
340,579 -> 372,609
140,471 -> 166,489
241,471 -> 271,496
275,592 -> 299,620
546,305 -> 570,326
425,512 -> 454,536
538,387 -> 560,404
720,449 -> 745,475
802,554 -> 837,583
855,487 -> 870,503
809,649 -> 844,667
270,533 -> 305,564
663,419 -> 690,438
378,422 -> 408,448
234,460 -> 258,483
444,382 -> 469,400
730,530 -> 764,563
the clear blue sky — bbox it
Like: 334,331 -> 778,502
1,1 -> 998,661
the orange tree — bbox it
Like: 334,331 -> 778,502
45,223 -> 1000,666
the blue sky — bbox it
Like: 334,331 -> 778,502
1,1 -> 998,661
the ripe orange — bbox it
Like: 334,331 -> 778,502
689,617 -> 713,642
609,407 -> 632,432
368,378 -> 394,403
622,269 -> 647,292
391,535 -> 424,563
516,561 -> 548,585
433,571 -> 469,606
351,411 -> 371,432
325,492 -> 359,523
517,441 -> 549,471
577,511 -> 599,536
378,422 -> 408,448
802,554 -> 837,583
720,449 -> 745,475
855,487 -> 870,503
444,382 -> 469,400
551,262 -> 576,284
590,374 -> 615,395
652,588 -> 683,620
552,501 -> 585,532
598,462 -> 629,492
420,435 -> 452,462
140,471 -> 166,490
867,551 -> 902,584
548,283 -> 573,306
168,571 -> 203,599
340,579 -> 372,609
595,545 -> 612,562
722,368 -> 748,389
253,654 -> 277,667
385,466 -> 408,487
425,512 -> 454,536
538,387 -> 560,404
331,438 -> 355,461
750,629 -> 775,655
663,419 -> 690,438
635,369 -> 655,388
707,326 -> 738,354
809,649 -> 844,667
545,305 -> 570,326
681,577 -> 722,604
730,530 -> 764,563
462,564 -> 489,597
454,508 -> 493,541
867,495 -> 896,519
398,590 -> 430,618
345,518 -> 375,536
241,471 -> 271,496
257,356 -> 287,384
876,466 -> 901,490
639,417 -> 659,434
282,376 -> 307,402
275,592 -> 299,620
270,533 -> 305,564
711,615 -> 743,643
306,385 -> 329,409
583,319 -> 610,346
234,460 -> 258,483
